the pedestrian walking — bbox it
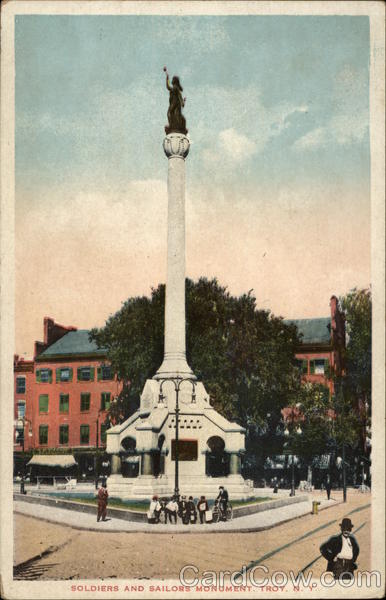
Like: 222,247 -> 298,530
197,496 -> 209,524
325,476 -> 332,500
97,483 -> 108,522
320,518 -> 359,580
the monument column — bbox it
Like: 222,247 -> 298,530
110,454 -> 121,475
229,452 -> 242,475
141,452 -> 153,476
154,133 -> 194,380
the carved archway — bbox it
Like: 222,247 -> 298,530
120,436 -> 139,478
153,434 -> 166,477
206,436 -> 228,477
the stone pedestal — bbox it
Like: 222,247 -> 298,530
155,133 -> 194,380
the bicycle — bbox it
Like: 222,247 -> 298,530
212,499 -> 233,523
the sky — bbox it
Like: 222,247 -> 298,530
15,15 -> 371,357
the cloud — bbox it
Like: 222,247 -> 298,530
189,84 -> 310,174
329,114 -> 368,145
218,128 -> 257,162
292,111 -> 368,152
292,127 -> 327,150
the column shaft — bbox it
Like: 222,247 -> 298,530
155,133 -> 194,379
229,453 -> 241,475
141,452 -> 153,476
111,454 -> 121,475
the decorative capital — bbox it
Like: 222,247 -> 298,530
163,133 -> 190,160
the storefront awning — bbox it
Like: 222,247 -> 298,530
27,455 -> 77,468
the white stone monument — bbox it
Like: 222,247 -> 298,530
106,72 -> 253,499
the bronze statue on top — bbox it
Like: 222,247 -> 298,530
164,67 -> 188,135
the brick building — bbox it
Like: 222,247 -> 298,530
15,299 -> 345,480
286,295 -> 345,395
14,318 -> 122,478
14,355 -> 34,453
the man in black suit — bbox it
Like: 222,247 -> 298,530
320,518 -> 359,579
325,476 -> 332,500
216,486 -> 229,520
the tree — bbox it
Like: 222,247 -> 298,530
90,278 -> 302,437
340,288 -> 371,432
287,383 -> 334,462
335,288 -> 372,486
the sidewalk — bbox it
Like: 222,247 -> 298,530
14,494 -> 339,534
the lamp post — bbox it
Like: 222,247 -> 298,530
284,420 -> 302,497
94,407 -> 105,489
18,417 -> 32,494
158,376 -> 196,498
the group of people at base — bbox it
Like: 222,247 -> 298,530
148,486 -> 228,525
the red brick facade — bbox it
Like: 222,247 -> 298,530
14,356 -> 35,452
32,358 -> 121,450
293,295 -> 345,395
14,318 -> 122,455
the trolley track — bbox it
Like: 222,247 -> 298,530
13,537 -> 76,580
243,502 -> 371,575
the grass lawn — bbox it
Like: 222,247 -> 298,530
232,497 -> 272,507
68,497 -> 148,512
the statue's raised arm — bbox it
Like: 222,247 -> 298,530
163,66 -> 188,135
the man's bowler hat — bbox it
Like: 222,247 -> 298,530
340,518 -> 354,530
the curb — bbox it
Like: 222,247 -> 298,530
14,498 -> 337,536
14,492 -> 309,523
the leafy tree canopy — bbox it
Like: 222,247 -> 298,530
286,383 -> 334,461
340,287 -> 371,410
90,278 -> 302,429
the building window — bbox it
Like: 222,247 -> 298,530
17,401 -> 26,419
80,393 -> 91,412
59,394 -> 69,413
77,366 -> 95,382
98,365 -> 113,381
59,424 -> 69,445
15,428 -> 24,445
39,425 -> 48,445
101,423 -> 107,444
295,359 -> 308,375
310,359 -> 329,375
16,377 -> 26,394
80,425 -> 90,445
56,367 -> 73,382
101,392 -> 111,411
39,394 -> 49,413
36,368 -> 52,383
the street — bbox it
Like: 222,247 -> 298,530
14,491 -> 370,581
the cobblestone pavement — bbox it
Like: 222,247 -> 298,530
13,490 -> 371,581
